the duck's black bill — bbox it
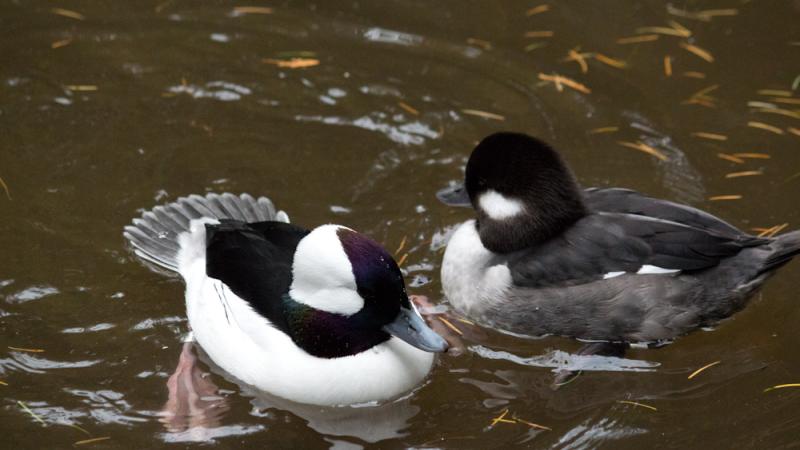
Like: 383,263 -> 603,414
436,182 -> 471,207
383,306 -> 449,353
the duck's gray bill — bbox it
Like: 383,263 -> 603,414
436,183 -> 471,207
383,306 -> 448,352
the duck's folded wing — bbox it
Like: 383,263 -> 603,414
205,220 -> 310,327
583,187 -> 743,237
508,213 -> 766,288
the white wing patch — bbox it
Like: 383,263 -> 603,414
603,271 -> 625,279
478,190 -> 525,220
636,265 -> 681,275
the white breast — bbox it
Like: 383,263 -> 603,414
440,220 -> 512,317
176,224 -> 434,406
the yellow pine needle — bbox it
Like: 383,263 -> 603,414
667,6 -> 738,21
514,417 -> 552,431
764,383 -> 800,393
664,56 -> 672,76
18,401 -> 46,425
524,30 -> 554,38
51,8 -> 85,20
636,26 -> 689,37
771,98 -> 800,106
397,102 -> 419,116
8,346 -> 45,353
753,108 -> 800,120
617,141 -> 668,161
437,317 -> 463,336
490,409 -> 515,426
691,132 -> 727,141
757,89 -> 793,97
725,170 -> 763,178
682,98 -> 716,108
748,121 -> 784,135
788,127 -> 800,137
668,20 -> 691,36
564,49 -> 589,73
461,109 -> 505,121
394,236 -> 408,254
717,153 -> 745,164
688,360 -> 721,379
680,42 -> 714,62
617,34 -> 659,44
0,176 -> 10,200
690,84 -> 719,99
525,4 -> 550,16
0,380 -> 7,386
396,253 -> 408,267
538,73 -> 591,94
456,317 -> 475,325
263,58 -> 320,69
683,71 -> 706,79
756,223 -> 788,238
732,152 -> 770,159
588,126 -> 619,134
594,53 -> 627,69
75,437 -> 112,446
708,195 -> 742,201
466,37 -> 492,50
51,37 -> 73,49
616,400 -> 658,411
232,6 -> 273,14
66,85 -> 98,91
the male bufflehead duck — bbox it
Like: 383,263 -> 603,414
124,193 -> 447,406
437,132 -> 800,345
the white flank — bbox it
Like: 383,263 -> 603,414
290,225 -> 365,316
636,264 -> 681,275
478,190 -> 525,220
175,221 -> 434,406
603,271 -> 626,279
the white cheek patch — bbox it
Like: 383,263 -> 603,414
290,225 -> 365,316
636,265 -> 681,275
478,190 -> 525,220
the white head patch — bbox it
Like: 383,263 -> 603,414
289,224 -> 365,316
478,190 -> 525,220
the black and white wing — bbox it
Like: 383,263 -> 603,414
205,220 -> 310,329
508,212 -> 767,288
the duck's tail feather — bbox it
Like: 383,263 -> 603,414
758,230 -> 800,275
123,193 -> 289,272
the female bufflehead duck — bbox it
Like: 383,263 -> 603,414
437,132 -> 800,345
124,193 -> 447,406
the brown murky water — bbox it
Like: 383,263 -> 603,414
2,1 -> 800,448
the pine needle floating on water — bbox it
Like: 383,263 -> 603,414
748,121 -> 784,135
65,85 -> 98,92
18,401 -> 46,425
8,346 -> 45,353
514,416 -> 552,431
756,223 -> 789,238
0,176 -> 11,200
524,31 -> 554,38
461,109 -> 505,121
683,71 -> 706,79
617,34 -> 659,44
538,73 -> 591,94
263,58 -> 320,69
397,253 -> 408,267
617,141 -> 668,161
636,25 -> 690,38
733,152 -> 770,159
763,383 -> 800,393
758,89 -> 793,97
616,400 -> 658,411
664,56 -> 672,77
594,53 -> 627,69
525,4 -> 550,16
437,317 -> 463,336
466,38 -> 492,50
74,437 -> 111,446
725,170 -> 763,179
717,153 -> 745,164
456,317 -> 475,325
692,132 -> 727,141
489,409 -> 516,426
683,84 -> 719,108
394,235 -> 408,255
753,108 -> 800,120
687,360 -> 721,379
563,49 -> 589,73
771,98 -> 800,105
708,195 -> 742,201
0,380 -> 7,386
680,42 -> 714,62
232,6 -> 273,15
667,6 -> 738,22
788,127 -> 800,137
51,37 -> 73,49
397,102 -> 419,116
588,126 -> 619,134
51,8 -> 85,20
524,42 -> 548,52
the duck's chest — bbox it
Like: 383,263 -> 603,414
441,220 -> 512,318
